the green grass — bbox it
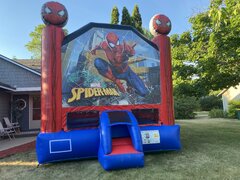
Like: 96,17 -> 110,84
1,119 -> 240,180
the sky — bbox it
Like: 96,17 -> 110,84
0,0 -> 210,59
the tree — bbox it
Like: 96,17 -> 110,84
171,32 -> 206,97
142,28 -> 153,40
25,24 -> 68,59
25,24 -> 45,59
111,5 -> 146,35
171,0 -> 240,97
111,6 -> 119,24
188,0 -> 240,91
131,5 -> 143,33
121,7 -> 132,26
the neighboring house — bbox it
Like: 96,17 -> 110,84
0,54 -> 41,131
219,83 -> 240,111
15,59 -> 41,72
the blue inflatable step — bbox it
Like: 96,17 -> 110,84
99,137 -> 144,170
98,110 -> 144,170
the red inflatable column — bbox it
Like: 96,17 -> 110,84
41,2 -> 68,132
150,14 -> 174,125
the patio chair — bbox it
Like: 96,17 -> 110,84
3,117 -> 20,133
0,121 -> 15,140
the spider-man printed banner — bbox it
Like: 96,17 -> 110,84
62,23 -> 160,107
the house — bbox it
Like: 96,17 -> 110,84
219,83 -> 240,111
15,59 -> 41,72
0,54 -> 41,131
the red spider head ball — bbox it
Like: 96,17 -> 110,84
41,1 -> 68,27
106,32 -> 120,49
149,14 -> 171,36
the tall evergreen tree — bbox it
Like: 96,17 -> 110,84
132,4 -> 143,33
121,7 -> 132,26
111,6 -> 119,24
142,28 -> 153,40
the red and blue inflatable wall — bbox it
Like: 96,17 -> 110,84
36,1 -> 181,170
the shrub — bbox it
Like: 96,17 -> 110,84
227,100 -> 240,118
199,95 -> 223,111
174,96 -> 200,119
208,109 -> 226,118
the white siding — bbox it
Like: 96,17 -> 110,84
222,84 -> 240,111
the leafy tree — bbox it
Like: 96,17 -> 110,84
121,7 -> 132,26
25,24 -> 45,59
131,5 -> 143,33
25,24 -> 68,59
189,0 -> 240,91
171,32 -> 206,97
111,6 -> 119,24
171,0 -> 240,97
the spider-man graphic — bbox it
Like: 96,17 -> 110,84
41,1 -> 68,27
91,32 -> 148,97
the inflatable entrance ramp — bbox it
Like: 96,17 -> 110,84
98,110 -> 144,170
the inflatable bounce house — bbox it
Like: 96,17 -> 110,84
36,1 -> 181,170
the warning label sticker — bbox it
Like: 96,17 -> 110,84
141,130 -> 160,144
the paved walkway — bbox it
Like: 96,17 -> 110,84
195,111 -> 209,119
0,136 -> 36,158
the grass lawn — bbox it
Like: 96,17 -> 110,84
0,118 -> 240,180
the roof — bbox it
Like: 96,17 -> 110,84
0,54 -> 41,76
217,83 -> 240,96
0,81 -> 16,91
0,81 -> 40,92
218,89 -> 228,96
15,59 -> 41,72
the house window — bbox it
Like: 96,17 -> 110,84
32,95 -> 41,120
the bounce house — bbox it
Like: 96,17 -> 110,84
36,1 -> 181,170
